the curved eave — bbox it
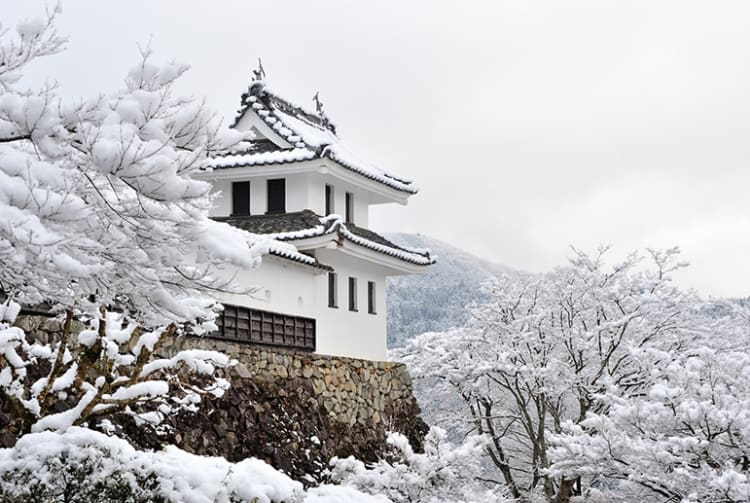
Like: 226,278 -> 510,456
280,230 -> 434,272
267,250 -> 332,273
338,240 -> 433,275
199,157 -> 413,205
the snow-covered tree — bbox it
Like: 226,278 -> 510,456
395,247 -> 740,502
330,427 -> 510,503
0,7 -> 264,324
0,9 -> 269,436
549,338 -> 750,502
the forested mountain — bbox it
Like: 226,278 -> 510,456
385,233 -> 517,348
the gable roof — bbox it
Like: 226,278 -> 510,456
215,210 -> 434,267
207,81 -> 418,195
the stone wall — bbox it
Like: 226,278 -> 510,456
144,336 -> 427,482
2,315 -> 428,482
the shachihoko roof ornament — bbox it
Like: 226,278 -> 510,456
252,58 -> 266,82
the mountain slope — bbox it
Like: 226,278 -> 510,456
385,233 -> 516,348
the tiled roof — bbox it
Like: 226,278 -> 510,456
267,247 -> 333,272
215,211 -> 434,266
217,211 -> 324,235
207,81 -> 419,195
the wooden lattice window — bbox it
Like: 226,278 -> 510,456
213,304 -> 315,351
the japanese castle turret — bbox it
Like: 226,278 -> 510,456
199,73 -> 434,361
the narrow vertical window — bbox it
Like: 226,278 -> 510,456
325,184 -> 334,215
328,272 -> 338,308
348,277 -> 358,312
345,192 -> 354,223
232,181 -> 250,215
267,178 -> 286,214
368,281 -> 376,314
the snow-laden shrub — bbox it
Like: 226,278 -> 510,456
329,427 -> 510,503
0,427 -> 396,503
0,301 -> 234,436
0,427 -> 301,503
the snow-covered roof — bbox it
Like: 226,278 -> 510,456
265,241 -> 333,272
216,211 -> 434,267
207,81 -> 418,195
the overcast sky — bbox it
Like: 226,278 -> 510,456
5,1 -> 749,297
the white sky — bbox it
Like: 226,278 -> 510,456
4,1 -> 749,297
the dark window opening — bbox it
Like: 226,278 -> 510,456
267,178 -> 286,214
345,192 -> 354,223
328,272 -> 338,308
325,184 -> 334,215
232,181 -> 250,216
368,281 -> 376,314
348,277 -> 358,312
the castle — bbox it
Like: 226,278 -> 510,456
198,72 -> 433,361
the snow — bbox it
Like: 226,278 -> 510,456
16,18 -> 47,40
31,385 -> 98,433
0,427 -> 396,503
208,148 -> 315,168
329,428 -> 509,503
304,485 -> 391,503
0,427 -> 304,503
140,349 -> 232,378
77,329 -> 98,347
0,23 -> 267,326
0,299 -> 21,322
108,380 -> 170,401
338,224 -> 433,266
264,214 -> 433,266
133,328 -> 164,355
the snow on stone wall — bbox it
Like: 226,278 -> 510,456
4,314 -> 426,482
137,335 -> 427,482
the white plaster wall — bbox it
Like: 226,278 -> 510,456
306,175 -> 326,216
314,249 -> 387,361
209,174 -> 312,217
208,170 -> 378,228
309,175 -> 370,227
215,256 -> 320,319
353,191 -> 369,228
215,250 -> 389,361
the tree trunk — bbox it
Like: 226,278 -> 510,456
554,478 -> 577,503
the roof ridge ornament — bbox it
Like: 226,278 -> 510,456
312,91 -> 324,115
252,58 -> 266,82
313,91 -> 332,129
